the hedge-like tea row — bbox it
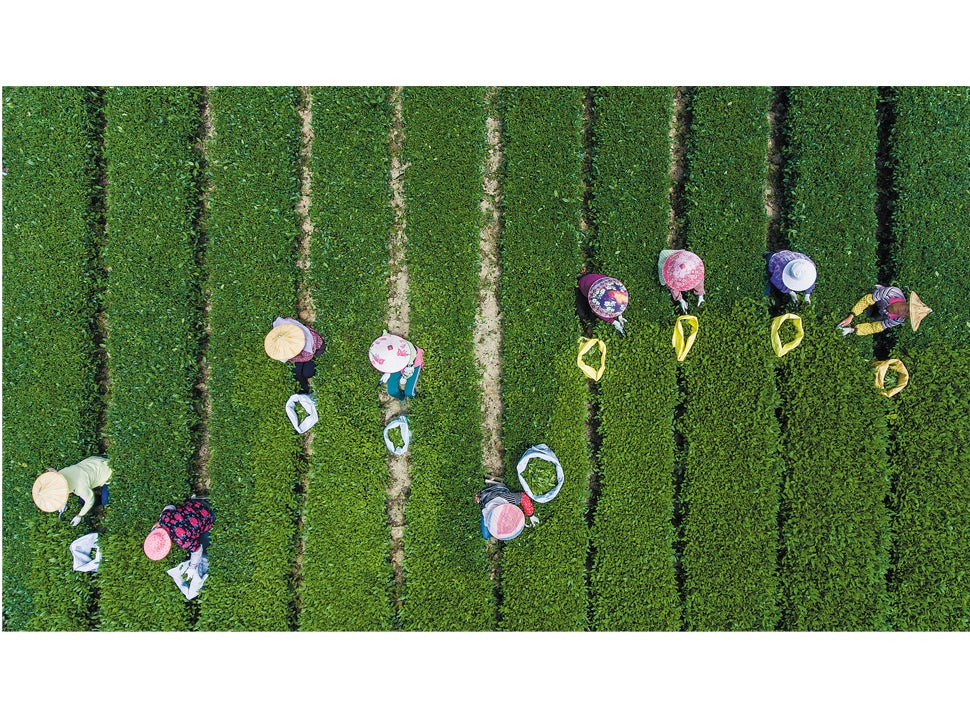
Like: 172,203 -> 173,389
497,87 -> 592,631
300,87 -> 396,630
587,87 -> 681,630
776,330 -> 891,630
96,88 -> 202,630
783,87 -> 879,311
889,87 -> 970,630
680,88 -> 782,630
685,87 -> 774,305
196,87 -> 303,630
2,87 -> 101,630
776,87 -> 891,630
397,87 -> 494,630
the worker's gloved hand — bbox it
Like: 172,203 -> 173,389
696,295 -> 705,307
678,298 -> 689,313
527,515 -> 540,527
70,515 -> 82,527
789,291 -> 799,307
611,319 -> 625,335
841,327 -> 856,336
804,293 -> 811,305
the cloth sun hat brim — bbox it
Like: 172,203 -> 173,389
487,503 -> 525,540
587,276 -> 629,318
908,292 -> 932,331
369,333 -> 412,374
782,258 -> 817,292
264,324 -> 306,361
143,527 -> 172,561
662,250 -> 704,291
32,471 -> 70,512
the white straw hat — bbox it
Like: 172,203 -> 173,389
782,258 -> 817,292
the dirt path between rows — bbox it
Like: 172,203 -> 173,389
476,89 -> 505,481
385,87 -> 412,600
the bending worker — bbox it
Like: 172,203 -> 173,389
369,332 -> 424,400
474,479 -> 537,541
577,272 -> 629,334
838,285 -> 932,336
264,316 -> 326,393
144,496 -> 215,571
32,455 -> 111,527
766,249 -> 816,306
658,249 -> 706,313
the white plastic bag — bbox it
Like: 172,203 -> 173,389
167,554 -> 209,600
69,532 -> 101,572
383,415 -> 411,455
515,444 -> 564,503
285,393 -> 318,434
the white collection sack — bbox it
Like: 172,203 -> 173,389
515,444 -> 565,504
285,393 -> 319,434
69,532 -> 101,572
383,415 -> 412,456
167,554 -> 209,600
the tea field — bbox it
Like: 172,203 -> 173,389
3,86 -> 969,632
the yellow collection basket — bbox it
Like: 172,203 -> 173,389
770,313 -> 805,357
672,315 -> 699,362
577,337 -> 607,381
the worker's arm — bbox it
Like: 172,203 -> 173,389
853,320 -> 885,336
73,485 -> 96,523
851,293 -> 876,317
188,545 -> 204,569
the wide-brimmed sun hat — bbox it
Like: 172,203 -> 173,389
32,471 -> 69,512
782,258 -> 817,292
369,333 -> 413,374
908,292 -> 932,331
143,527 -> 172,561
486,503 -> 525,541
264,323 -> 306,362
662,250 -> 705,292
588,276 -> 629,319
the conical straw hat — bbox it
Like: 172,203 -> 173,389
33,471 -> 69,512
264,323 -> 305,361
587,276 -> 629,319
662,250 -> 705,291
908,292 -> 932,331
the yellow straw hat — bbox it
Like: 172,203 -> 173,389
908,292 -> 932,331
264,323 -> 305,361
33,471 -> 69,512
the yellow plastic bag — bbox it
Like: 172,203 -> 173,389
672,315 -> 698,362
577,337 -> 607,381
770,313 -> 805,357
873,358 -> 909,397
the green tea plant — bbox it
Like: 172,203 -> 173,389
783,87 -> 880,310
195,87 -> 303,630
96,87 -> 203,630
397,87 -> 495,630
685,87 -> 774,305
497,87 -> 592,631
680,87 -> 782,630
300,86 -> 396,630
2,87 -> 102,630
889,87 -> 970,630
775,87 -> 891,630
588,86 -> 681,630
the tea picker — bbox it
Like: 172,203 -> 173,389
837,285 -> 932,336
144,497 -> 214,571
577,273 -> 629,335
32,455 -> 112,527
765,250 -> 816,307
658,249 -> 706,313
264,316 -> 326,392
475,479 -> 538,541
369,331 -> 425,400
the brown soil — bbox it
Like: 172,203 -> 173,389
667,87 -> 690,250
476,88 -> 505,480
296,87 -> 317,327
385,87 -> 412,598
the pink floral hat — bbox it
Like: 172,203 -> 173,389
662,250 -> 705,291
